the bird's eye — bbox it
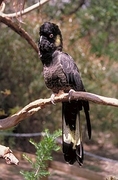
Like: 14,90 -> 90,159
49,34 -> 53,38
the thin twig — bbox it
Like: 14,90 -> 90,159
1,0 -> 50,18
0,1 -> 5,12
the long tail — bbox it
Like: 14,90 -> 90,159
62,101 -> 84,166
82,100 -> 91,139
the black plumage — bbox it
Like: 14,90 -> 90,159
38,22 -> 91,166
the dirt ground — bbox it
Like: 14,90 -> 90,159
0,159 -> 89,180
0,144 -> 118,180
0,142 -> 118,180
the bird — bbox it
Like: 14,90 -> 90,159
38,22 -> 91,166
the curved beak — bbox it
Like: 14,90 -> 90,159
40,36 -> 43,43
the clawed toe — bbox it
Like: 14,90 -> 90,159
50,93 -> 56,105
68,89 -> 75,102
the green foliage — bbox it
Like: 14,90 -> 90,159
77,0 -> 118,60
42,0 -> 81,19
20,129 -> 61,180
0,129 -> 15,147
0,27 -> 41,110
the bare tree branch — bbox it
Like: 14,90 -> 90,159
0,0 -> 50,53
60,0 -> 85,15
0,0 -> 4,6
67,0 -> 86,15
0,1 -> 5,12
0,16 -> 38,53
1,0 -> 50,17
0,145 -> 19,165
70,91 -> 118,107
0,92 -> 117,130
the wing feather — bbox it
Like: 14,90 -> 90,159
59,53 -> 84,91
60,52 -> 91,139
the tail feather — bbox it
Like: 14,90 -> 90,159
83,101 -> 91,139
76,142 -> 84,166
63,142 -> 76,164
62,101 -> 83,166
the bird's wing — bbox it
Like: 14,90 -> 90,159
59,52 -> 91,165
60,52 -> 84,91
60,52 -> 91,139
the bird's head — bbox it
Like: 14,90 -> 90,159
39,22 -> 63,54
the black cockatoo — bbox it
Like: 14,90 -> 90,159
38,22 -> 91,166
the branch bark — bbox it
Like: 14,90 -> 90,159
0,91 -> 117,130
0,1 -> 5,12
1,0 -> 50,18
0,145 -> 19,165
0,0 -> 50,53
0,16 -> 38,53
0,0 -> 4,6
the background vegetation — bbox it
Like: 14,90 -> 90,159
0,0 -> 118,156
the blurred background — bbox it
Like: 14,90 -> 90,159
0,0 -> 118,174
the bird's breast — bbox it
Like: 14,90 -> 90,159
43,63 -> 70,93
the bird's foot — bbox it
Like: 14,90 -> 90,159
68,89 -> 75,102
50,93 -> 56,105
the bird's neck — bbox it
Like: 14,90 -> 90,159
40,52 -> 53,65
40,50 -> 62,66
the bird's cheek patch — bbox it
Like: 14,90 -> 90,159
55,35 -> 61,46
